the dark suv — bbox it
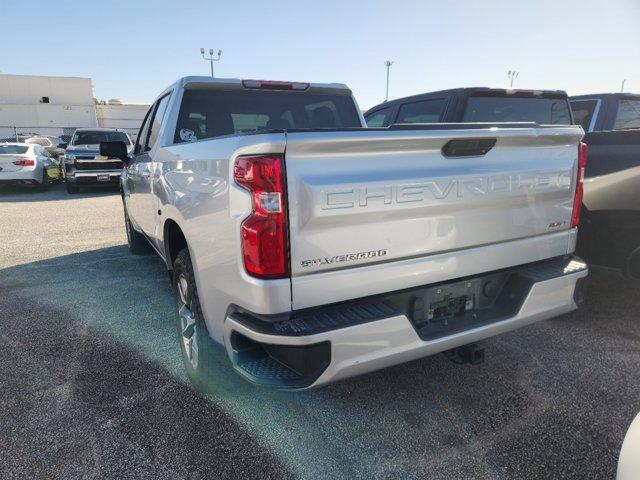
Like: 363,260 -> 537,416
364,87 -> 572,127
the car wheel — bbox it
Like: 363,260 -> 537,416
66,183 -> 79,194
123,205 -> 152,254
38,170 -> 49,191
173,247 -> 218,391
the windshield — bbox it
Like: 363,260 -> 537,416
71,130 -> 131,146
463,95 -> 572,125
174,89 -> 361,143
0,145 -> 29,154
613,98 -> 640,130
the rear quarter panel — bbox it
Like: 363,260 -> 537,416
154,133 -> 291,342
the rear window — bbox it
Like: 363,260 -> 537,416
0,145 -> 29,154
71,131 -> 131,146
613,98 -> 640,130
463,95 -> 572,125
174,89 -> 361,143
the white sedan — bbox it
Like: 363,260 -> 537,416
0,143 -> 50,189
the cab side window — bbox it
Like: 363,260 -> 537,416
147,94 -> 172,151
570,100 -> 598,132
134,106 -> 154,156
396,99 -> 447,123
365,107 -> 392,127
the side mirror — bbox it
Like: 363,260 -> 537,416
57,143 -> 67,149
100,141 -> 129,163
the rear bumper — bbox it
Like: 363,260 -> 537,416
0,168 -> 41,184
223,256 -> 588,389
67,171 -> 121,185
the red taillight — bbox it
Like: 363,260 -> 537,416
12,158 -> 35,166
571,142 -> 588,228
233,154 -> 289,278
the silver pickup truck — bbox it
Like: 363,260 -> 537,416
100,76 -> 588,390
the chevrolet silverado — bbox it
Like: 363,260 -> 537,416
64,127 -> 132,193
100,77 -> 588,389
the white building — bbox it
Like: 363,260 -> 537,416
96,101 -> 150,140
0,74 -> 148,141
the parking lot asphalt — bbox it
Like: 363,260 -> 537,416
1,184 -> 639,480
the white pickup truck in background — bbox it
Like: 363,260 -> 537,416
99,76 -> 588,389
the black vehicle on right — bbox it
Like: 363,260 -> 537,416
570,93 -> 640,278
365,88 -> 640,278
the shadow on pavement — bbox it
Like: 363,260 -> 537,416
1,246 -> 639,479
0,183 -> 119,202
0,246 -> 289,480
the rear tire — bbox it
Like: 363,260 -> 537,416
123,204 -> 152,254
66,183 -> 79,194
173,247 -> 218,391
37,170 -> 49,191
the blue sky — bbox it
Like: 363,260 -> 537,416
2,0 -> 639,108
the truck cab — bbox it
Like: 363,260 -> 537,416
364,87 -> 572,127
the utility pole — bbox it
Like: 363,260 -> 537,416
384,60 -> 393,102
507,70 -> 520,88
200,48 -> 222,77
621,79 -> 626,93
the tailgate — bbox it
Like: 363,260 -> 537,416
285,125 -> 583,279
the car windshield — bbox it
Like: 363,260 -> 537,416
463,95 -> 572,125
174,88 -> 361,143
71,131 -> 131,146
0,145 -> 29,154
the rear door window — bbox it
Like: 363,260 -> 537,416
396,99 -> 447,123
613,98 -> 640,130
365,107 -> 392,127
570,100 -> 598,131
463,95 -> 572,124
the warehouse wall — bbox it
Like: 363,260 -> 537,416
0,74 -> 147,140
96,104 -> 149,140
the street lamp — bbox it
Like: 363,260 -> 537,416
200,48 -> 222,78
507,70 -> 520,88
384,60 -> 393,102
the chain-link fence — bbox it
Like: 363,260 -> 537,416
0,125 -> 140,144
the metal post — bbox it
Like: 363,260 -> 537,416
621,79 -> 626,93
507,70 -> 520,88
200,48 -> 222,78
384,60 -> 393,102
14,126 -> 18,142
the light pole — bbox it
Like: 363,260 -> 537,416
507,70 -> 519,88
384,60 -> 393,102
200,48 -> 222,77
621,79 -> 626,93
